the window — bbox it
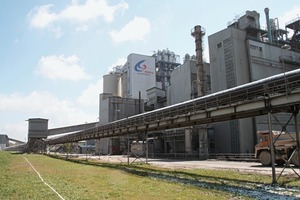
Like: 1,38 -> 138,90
217,42 -> 222,48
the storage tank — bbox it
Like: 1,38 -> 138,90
103,73 -> 120,96
28,118 -> 48,138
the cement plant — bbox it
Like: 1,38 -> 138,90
2,8 -> 300,183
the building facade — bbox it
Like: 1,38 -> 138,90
208,10 -> 300,153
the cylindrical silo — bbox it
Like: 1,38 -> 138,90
103,73 -> 120,96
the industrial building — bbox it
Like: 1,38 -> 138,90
15,8 -> 299,158
97,53 -> 157,155
208,10 -> 300,153
96,8 -> 300,158
26,118 -> 48,153
0,134 -> 9,150
0,134 -> 27,152
97,52 -> 188,156
97,52 -> 212,157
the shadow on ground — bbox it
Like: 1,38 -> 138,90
46,154 -> 300,199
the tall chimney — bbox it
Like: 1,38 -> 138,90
191,25 -> 206,97
264,7 -> 273,44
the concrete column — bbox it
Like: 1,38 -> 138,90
199,128 -> 208,159
146,132 -> 148,164
185,128 -> 192,154
268,112 -> 277,184
95,139 -> 101,155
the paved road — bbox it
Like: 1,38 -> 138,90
88,155 -> 300,177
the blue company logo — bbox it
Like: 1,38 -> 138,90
134,60 -> 147,72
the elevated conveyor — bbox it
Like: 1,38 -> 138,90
48,122 -> 98,136
47,69 -> 300,145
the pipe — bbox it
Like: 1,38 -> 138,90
264,8 -> 273,44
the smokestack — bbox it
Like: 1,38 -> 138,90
191,25 -> 206,97
264,7 -> 273,44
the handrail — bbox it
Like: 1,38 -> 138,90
47,69 -> 300,145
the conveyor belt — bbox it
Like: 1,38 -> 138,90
47,69 -> 300,145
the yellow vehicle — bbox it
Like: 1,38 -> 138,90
255,130 -> 299,166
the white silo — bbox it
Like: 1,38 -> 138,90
103,73 -> 120,96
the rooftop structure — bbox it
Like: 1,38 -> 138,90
209,9 -> 300,153
286,16 -> 300,51
152,49 -> 181,91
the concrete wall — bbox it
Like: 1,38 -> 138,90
98,94 -> 144,155
168,60 -> 194,105
168,59 -> 211,106
247,39 -> 300,81
99,94 -> 143,124
99,93 -> 111,125
124,53 -> 156,100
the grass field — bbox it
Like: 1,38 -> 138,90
1,151 -> 300,200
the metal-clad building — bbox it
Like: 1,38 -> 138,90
168,58 -> 210,105
0,134 -> 9,150
97,93 -> 144,155
28,118 -> 48,138
165,57 -> 211,157
208,10 -> 300,153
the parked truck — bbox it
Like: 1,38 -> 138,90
255,130 -> 299,166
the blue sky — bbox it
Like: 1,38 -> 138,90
1,0 -> 299,141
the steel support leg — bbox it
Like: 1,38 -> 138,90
146,132 -> 148,164
127,136 -> 130,165
268,112 -> 277,184
294,106 -> 300,173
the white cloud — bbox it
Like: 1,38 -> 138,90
108,57 -> 127,72
77,79 -> 103,107
76,57 -> 128,108
279,5 -> 300,29
0,91 -> 98,141
0,91 -> 71,115
37,55 -> 91,80
3,121 -> 27,142
110,16 -> 150,43
29,4 -> 58,28
75,24 -> 89,32
51,26 -> 64,38
29,0 -> 129,29
60,0 -> 128,22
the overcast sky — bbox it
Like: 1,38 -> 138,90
1,0 -> 299,141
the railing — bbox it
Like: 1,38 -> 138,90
209,153 -> 257,161
155,153 -> 200,159
138,152 -> 257,161
47,69 -> 300,145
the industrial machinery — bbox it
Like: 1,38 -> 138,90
255,130 -> 299,166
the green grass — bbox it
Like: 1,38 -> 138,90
1,151 -> 299,200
